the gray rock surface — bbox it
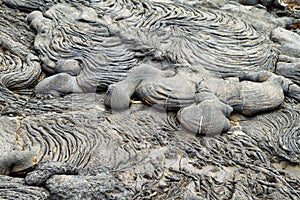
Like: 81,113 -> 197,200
0,175 -> 50,199
271,27 -> 300,57
0,0 -> 300,199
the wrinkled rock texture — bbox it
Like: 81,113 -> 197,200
0,0 -> 300,199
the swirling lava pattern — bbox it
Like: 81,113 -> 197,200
242,105 -> 300,163
107,0 -> 277,76
0,176 -> 49,199
16,95 -> 176,170
0,5 -> 41,94
0,0 -> 299,199
11,0 -> 277,92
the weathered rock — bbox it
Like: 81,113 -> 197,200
0,0 -> 300,199
221,3 -> 292,32
104,64 -> 300,135
25,161 -> 78,186
20,0 -> 277,97
0,4 -> 41,95
44,174 -> 134,199
271,27 -> 300,57
276,55 -> 300,85
241,106 -> 300,163
0,175 -> 50,199
0,92 -> 300,199
183,0 -> 229,9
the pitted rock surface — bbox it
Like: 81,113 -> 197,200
0,0 -> 300,199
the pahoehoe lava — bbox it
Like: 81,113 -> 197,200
0,0 -> 299,199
